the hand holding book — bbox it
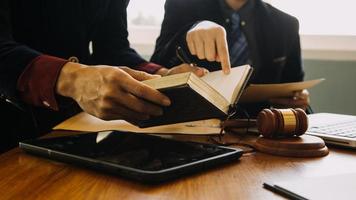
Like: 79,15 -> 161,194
137,65 -> 253,127
157,63 -> 209,77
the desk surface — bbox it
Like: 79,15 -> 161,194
1,132 -> 356,200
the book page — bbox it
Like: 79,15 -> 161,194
201,65 -> 251,104
239,79 -> 325,103
142,72 -> 190,90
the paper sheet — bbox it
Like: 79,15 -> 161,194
53,112 -> 222,135
266,173 -> 356,200
239,79 -> 325,103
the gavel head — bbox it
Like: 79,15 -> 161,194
257,108 -> 308,138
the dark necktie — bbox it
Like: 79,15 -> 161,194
228,13 -> 249,67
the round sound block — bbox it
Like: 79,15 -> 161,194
254,135 -> 329,157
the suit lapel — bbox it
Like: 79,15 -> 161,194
198,0 -> 226,26
254,0 -> 276,69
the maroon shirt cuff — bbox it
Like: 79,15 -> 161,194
17,55 -> 69,111
136,62 -> 163,74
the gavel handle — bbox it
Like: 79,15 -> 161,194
222,119 -> 257,129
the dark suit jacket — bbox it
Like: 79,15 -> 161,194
0,0 -> 146,152
151,0 -> 304,84
0,0 -> 146,108
150,0 -> 305,117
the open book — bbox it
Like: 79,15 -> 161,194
134,65 -> 253,127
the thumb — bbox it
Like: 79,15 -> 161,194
187,65 -> 209,77
193,66 -> 209,77
173,64 -> 209,77
121,67 -> 161,81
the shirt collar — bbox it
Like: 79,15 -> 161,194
219,0 -> 255,19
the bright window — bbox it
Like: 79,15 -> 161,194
127,0 -> 356,60
128,0 -> 356,36
266,0 -> 356,36
127,0 -> 165,27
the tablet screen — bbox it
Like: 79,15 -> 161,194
26,132 -> 236,171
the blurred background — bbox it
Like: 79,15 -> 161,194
127,0 -> 356,115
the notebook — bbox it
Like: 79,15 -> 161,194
306,113 -> 356,148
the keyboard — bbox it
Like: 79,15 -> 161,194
307,113 -> 356,148
308,120 -> 356,138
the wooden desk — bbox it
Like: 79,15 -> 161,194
1,132 -> 356,200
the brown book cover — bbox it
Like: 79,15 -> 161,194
132,85 -> 227,127
133,65 -> 253,128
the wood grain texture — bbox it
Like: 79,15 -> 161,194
1,132 -> 356,200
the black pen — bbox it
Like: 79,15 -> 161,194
176,46 -> 196,67
263,183 -> 308,200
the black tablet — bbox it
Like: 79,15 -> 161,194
19,131 -> 243,183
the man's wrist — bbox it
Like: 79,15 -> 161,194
56,62 -> 87,99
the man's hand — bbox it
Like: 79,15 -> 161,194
186,20 -> 231,74
156,64 -> 209,77
56,63 -> 171,121
269,89 -> 310,111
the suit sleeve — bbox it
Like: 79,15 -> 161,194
150,0 -> 198,68
0,0 -> 41,107
0,1 -> 71,110
281,19 -> 304,82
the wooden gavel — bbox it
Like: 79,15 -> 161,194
222,108 -> 309,139
257,108 -> 308,138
